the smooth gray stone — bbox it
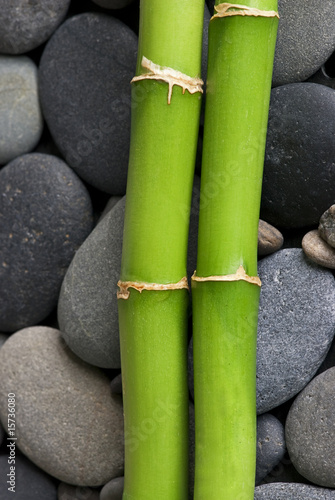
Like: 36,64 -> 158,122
261,83 -> 335,228
39,12 -> 137,195
58,483 -> 100,500
0,153 -> 93,332
254,482 -> 335,499
0,453 -> 57,499
257,249 -> 335,413
256,414 -> 286,485
0,326 -> 124,486
273,0 -> 335,85
100,477 -> 124,500
286,368 -> 335,487
0,0 -> 70,54
0,56 -> 43,165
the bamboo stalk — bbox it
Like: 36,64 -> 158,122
117,2 -> 204,499
192,1 -> 278,499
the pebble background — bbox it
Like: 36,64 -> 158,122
0,1 -> 335,498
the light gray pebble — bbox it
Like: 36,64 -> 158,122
0,56 -> 43,165
302,229 -> 335,269
286,367 -> 335,487
255,482 -> 335,499
0,326 -> 124,486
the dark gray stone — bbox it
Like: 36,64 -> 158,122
0,153 -> 93,332
0,326 -> 124,486
256,414 -> 286,485
254,483 -> 335,499
0,0 -> 70,54
0,56 -> 43,165
257,249 -> 335,414
0,453 -> 57,499
100,477 -> 124,500
261,83 -> 335,228
273,0 -> 335,85
58,483 -> 100,500
39,12 -> 137,195
319,205 -> 335,248
286,368 -> 335,487
0,333 -> 9,349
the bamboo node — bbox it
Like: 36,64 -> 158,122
117,276 -> 189,299
191,265 -> 262,287
211,3 -> 279,20
131,56 -> 204,105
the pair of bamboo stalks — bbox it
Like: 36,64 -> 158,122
117,1 -> 278,498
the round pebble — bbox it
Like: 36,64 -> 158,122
286,367 -> 335,487
254,482 -> 335,499
92,0 -> 134,8
0,56 -> 43,165
302,230 -> 335,269
0,453 -> 57,499
39,12 -> 138,195
257,248 -> 335,413
273,0 -> 335,86
100,477 -> 124,500
58,483 -> 100,500
0,326 -> 124,486
319,205 -> 335,248
258,220 -> 284,257
0,0 -> 70,54
0,153 -> 93,332
256,414 -> 286,485
261,83 -> 335,228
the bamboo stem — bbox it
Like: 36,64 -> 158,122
118,2 -> 204,499
192,1 -> 278,498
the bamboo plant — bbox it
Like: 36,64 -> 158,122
117,1 -> 204,499
192,2 -> 278,499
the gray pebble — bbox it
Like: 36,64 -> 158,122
273,0 -> 335,86
302,229 -> 335,269
39,12 -> 137,195
262,83 -> 335,228
256,414 -> 286,485
286,367 -> 335,487
319,204 -> 335,248
258,220 -> 284,257
58,483 -> 100,500
257,249 -> 335,413
0,326 -> 124,486
0,153 -> 93,332
255,482 -> 335,499
100,477 -> 124,500
0,56 -> 43,165
0,0 -> 70,54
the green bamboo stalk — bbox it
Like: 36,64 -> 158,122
117,2 -> 204,499
192,2 -> 278,499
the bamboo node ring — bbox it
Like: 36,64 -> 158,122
211,3 -> 279,21
117,276 -> 189,299
191,265 -> 261,287
131,56 -> 204,105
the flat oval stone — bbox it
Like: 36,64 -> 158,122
257,249 -> 335,413
273,0 -> 335,86
0,153 -> 93,332
302,230 -> 335,269
0,453 -> 57,499
0,0 -> 70,54
254,482 -> 335,499
39,12 -> 137,195
319,204 -> 335,248
286,368 -> 335,487
261,83 -> 335,228
0,56 -> 43,165
258,220 -> 284,257
0,326 -> 124,486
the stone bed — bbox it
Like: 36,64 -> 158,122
0,1 -> 335,499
